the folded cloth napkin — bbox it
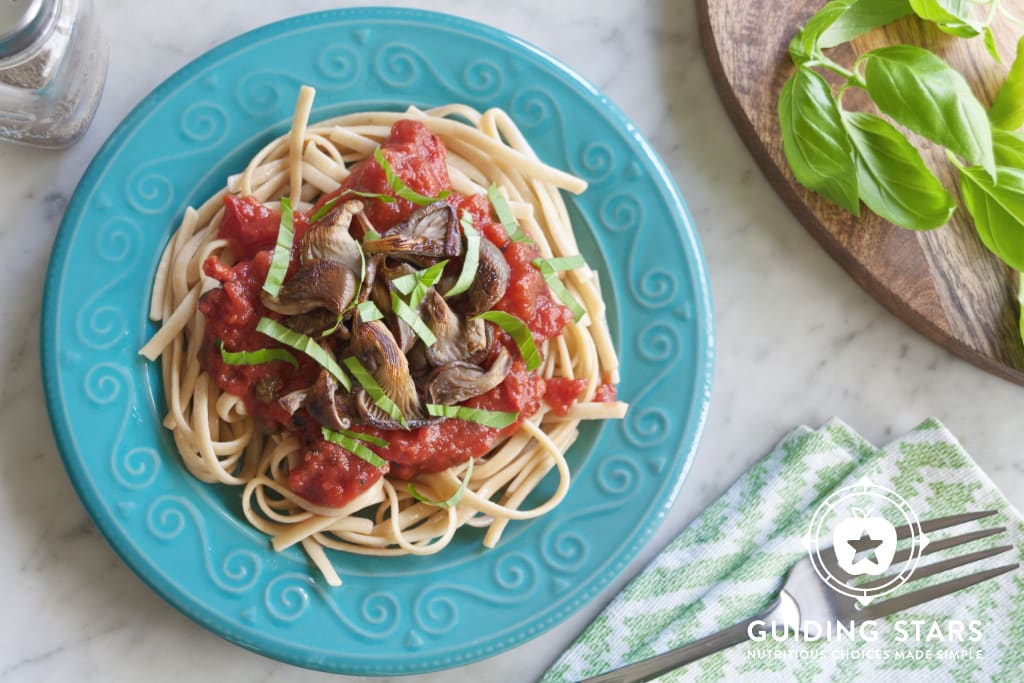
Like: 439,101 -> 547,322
542,418 -> 1024,682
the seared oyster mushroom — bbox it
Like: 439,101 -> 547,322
420,289 -> 491,366
302,369 -> 352,432
362,202 -> 461,260
261,259 -> 357,316
285,307 -> 348,338
300,199 -> 364,272
350,319 -> 424,425
275,371 -> 353,431
464,237 -> 510,314
426,347 -> 512,405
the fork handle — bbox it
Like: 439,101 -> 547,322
576,600 -> 778,683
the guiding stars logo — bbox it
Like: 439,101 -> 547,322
802,477 -> 929,605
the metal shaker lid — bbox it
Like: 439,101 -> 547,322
0,0 -> 57,59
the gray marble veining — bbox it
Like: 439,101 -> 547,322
4,1 -> 1023,682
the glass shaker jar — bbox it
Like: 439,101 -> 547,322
0,0 -> 107,147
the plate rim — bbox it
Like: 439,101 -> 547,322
40,6 -> 714,675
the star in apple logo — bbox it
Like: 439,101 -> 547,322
832,507 -> 897,576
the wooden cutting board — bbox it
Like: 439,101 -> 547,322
697,0 -> 1024,385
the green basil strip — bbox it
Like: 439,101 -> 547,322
342,356 -> 409,428
309,196 -> 339,224
334,428 -> 389,448
356,300 -> 384,322
262,196 -> 295,297
532,258 -> 587,322
218,341 -> 298,369
474,310 -> 541,371
392,259 -> 448,308
363,227 -> 382,242
374,147 -> 443,206
487,182 -> 532,243
540,255 -> 586,272
407,456 -> 474,508
445,212 -> 480,298
321,427 -> 387,468
425,403 -> 520,429
255,317 -> 351,390
391,291 -> 437,347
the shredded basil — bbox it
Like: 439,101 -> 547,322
391,291 -> 437,347
218,341 -> 298,369
333,428 -> 389,448
425,403 -> 520,429
255,317 -> 351,390
532,256 -> 587,323
474,310 -> 542,371
262,196 -> 295,298
342,355 -> 409,428
391,259 -> 448,308
407,456 -> 474,508
374,147 -> 446,206
445,211 -> 480,298
487,182 -> 532,244
321,427 -> 387,468
356,300 -> 384,322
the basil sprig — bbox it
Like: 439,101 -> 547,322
782,0 -> 1024,342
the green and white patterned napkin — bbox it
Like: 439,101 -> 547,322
542,418 -> 1024,682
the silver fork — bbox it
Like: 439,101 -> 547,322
579,510 -> 1018,683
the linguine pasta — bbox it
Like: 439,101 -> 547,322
141,86 -> 627,586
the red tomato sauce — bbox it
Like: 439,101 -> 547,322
200,119 -> 587,508
543,377 -> 588,416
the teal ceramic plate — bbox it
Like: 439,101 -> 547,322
41,8 -> 713,675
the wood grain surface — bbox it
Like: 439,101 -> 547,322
697,0 -> 1024,385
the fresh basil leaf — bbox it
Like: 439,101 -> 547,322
487,182 -> 533,244
407,456 -> 474,508
342,355 -> 409,428
474,311 -> 542,371
819,0 -> 913,47
1018,272 -> 1024,346
218,341 -> 298,369
842,111 -> 955,230
391,291 -> 437,347
908,0 -> 980,37
262,196 -> 295,298
990,37 -> 1024,130
789,31 -> 813,65
778,66 -> 860,214
993,129 -> 1024,167
321,427 -> 387,468
445,212 -> 480,298
863,45 -> 995,177
959,165 -> 1024,271
425,404 -> 520,429
255,317 -> 351,390
799,0 -> 855,56
984,26 -> 1002,65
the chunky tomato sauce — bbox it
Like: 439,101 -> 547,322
200,120 -> 579,508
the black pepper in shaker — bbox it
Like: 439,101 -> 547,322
0,0 -> 107,147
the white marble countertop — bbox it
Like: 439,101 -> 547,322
4,1 -> 1023,682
